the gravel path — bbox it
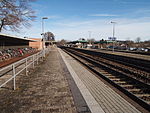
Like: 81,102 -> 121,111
0,47 -> 77,113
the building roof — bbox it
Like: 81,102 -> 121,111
0,33 -> 36,46
94,41 -> 107,44
0,33 -> 37,41
29,38 -> 41,41
69,40 -> 88,44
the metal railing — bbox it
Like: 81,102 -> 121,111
0,48 -> 50,90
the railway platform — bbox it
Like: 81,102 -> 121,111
59,48 -> 148,113
0,47 -> 148,113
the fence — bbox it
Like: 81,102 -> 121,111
0,48 -> 50,90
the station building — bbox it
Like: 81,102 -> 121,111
0,33 -> 57,50
0,33 -> 47,50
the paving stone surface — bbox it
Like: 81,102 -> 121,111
0,48 -> 77,113
59,49 -> 105,113
60,49 -> 142,113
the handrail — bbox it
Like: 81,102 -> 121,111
0,48 -> 50,90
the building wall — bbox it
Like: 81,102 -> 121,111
29,41 -> 43,50
29,38 -> 43,50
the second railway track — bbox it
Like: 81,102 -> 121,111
61,47 -> 150,112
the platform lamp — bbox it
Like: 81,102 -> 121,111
41,17 -> 48,57
111,21 -> 116,52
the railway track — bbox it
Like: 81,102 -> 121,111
99,49 -> 150,56
61,47 -> 150,112
74,48 -> 150,73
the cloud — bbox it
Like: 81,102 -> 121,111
47,15 -> 61,19
54,20 -> 96,27
3,16 -> 150,41
52,17 -> 150,41
90,14 -> 118,17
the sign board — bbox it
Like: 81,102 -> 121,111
108,37 -> 116,41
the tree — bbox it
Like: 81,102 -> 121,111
79,38 -> 85,41
125,40 -> 134,48
135,37 -> 141,43
0,0 -> 36,32
57,39 -> 67,46
100,38 -> 104,42
44,32 -> 55,41
87,38 -> 95,44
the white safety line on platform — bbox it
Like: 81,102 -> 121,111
59,49 -> 105,113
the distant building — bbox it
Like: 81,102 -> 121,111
68,40 -> 88,48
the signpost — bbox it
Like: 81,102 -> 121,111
108,37 -> 116,41
108,37 -> 117,52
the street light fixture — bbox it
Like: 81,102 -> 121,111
42,17 -> 48,19
111,21 -> 116,52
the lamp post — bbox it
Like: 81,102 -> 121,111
88,31 -> 91,39
41,17 -> 48,57
111,21 -> 116,52
88,31 -> 92,45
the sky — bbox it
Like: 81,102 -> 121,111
2,0 -> 150,41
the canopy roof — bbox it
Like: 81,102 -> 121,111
0,33 -> 36,46
68,40 -> 88,44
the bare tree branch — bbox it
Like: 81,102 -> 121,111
0,0 -> 36,32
